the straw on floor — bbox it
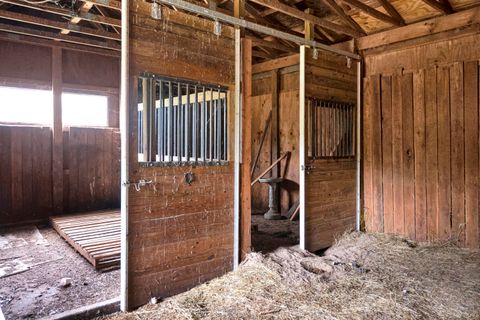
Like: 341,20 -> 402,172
104,232 -> 480,320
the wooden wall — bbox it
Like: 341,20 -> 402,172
251,68 -> 300,213
127,0 -> 235,308
0,39 -> 120,225
363,32 -> 480,248
0,126 -> 120,225
304,48 -> 357,251
250,50 -> 357,251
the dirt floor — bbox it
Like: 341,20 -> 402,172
0,225 -> 120,319
103,232 -> 480,320
251,214 -> 299,253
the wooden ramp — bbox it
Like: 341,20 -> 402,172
50,210 -> 120,270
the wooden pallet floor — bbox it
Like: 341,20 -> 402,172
50,210 -> 120,270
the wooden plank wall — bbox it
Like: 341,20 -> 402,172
0,126 -> 52,224
0,126 -> 120,225
128,0 -> 235,308
250,49 -> 357,251
0,39 -> 120,225
65,127 -> 120,213
251,69 -> 300,213
363,32 -> 480,248
304,48 -> 357,251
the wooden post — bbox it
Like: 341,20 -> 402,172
271,69 -> 279,177
240,37 -> 252,258
52,47 -> 63,213
304,8 -> 314,41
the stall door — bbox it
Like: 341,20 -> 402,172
299,46 -> 357,252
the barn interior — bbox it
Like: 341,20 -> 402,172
0,0 -> 479,319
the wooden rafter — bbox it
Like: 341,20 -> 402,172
78,0 -> 121,11
338,0 -> 403,26
321,0 -> 365,35
0,0 -> 121,28
0,8 -> 120,40
61,1 -> 94,35
96,5 -> 120,34
0,22 -> 120,51
248,35 -> 297,53
249,0 -> 363,37
376,0 -> 405,25
260,0 -> 303,17
421,0 -> 454,14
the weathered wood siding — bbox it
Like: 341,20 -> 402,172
127,0 -> 235,308
0,126 -> 120,225
250,50 -> 357,251
305,48 -> 357,251
0,39 -> 120,225
363,32 -> 480,248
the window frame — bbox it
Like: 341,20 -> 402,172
307,97 -> 356,160
137,73 -> 230,167
61,90 -> 111,128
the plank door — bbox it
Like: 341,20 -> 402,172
299,47 -> 357,252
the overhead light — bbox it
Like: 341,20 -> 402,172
214,20 -> 222,36
312,47 -> 319,60
151,1 -> 162,20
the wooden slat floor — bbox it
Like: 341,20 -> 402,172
50,210 -> 120,270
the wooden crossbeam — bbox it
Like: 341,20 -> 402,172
78,0 -> 121,11
421,0 -> 454,14
0,0 -> 121,27
321,0 -> 365,35
260,0 -> 303,17
0,22 -> 120,51
377,0 -> 405,25
249,35 -> 297,53
0,8 -> 121,40
339,0 -> 403,26
249,0 -> 363,37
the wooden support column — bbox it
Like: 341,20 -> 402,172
304,8 -> 314,41
271,69 -> 279,177
240,37 -> 252,258
52,47 -> 63,213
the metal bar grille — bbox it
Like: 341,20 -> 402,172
308,98 -> 355,159
138,75 -> 228,164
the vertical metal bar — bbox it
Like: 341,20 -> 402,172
120,0 -> 129,309
299,45 -> 306,251
217,89 -> 222,160
185,84 -> 190,161
209,88 -> 214,161
158,80 -> 163,162
201,86 -> 206,161
213,88 -> 217,160
223,91 -> 227,161
193,85 -> 198,161
168,81 -> 173,162
177,82 -> 182,161
307,99 -> 316,158
356,60 -> 362,232
318,102 -> 321,156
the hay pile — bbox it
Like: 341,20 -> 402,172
106,232 -> 480,320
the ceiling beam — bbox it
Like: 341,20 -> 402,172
338,0 -> 403,26
78,0 -> 121,11
0,22 -> 120,51
248,0 -> 363,37
321,0 -> 366,35
376,0 -> 405,25
421,0 -> 454,14
248,35 -> 297,53
260,0 -> 303,17
0,0 -> 121,27
0,8 -> 121,40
